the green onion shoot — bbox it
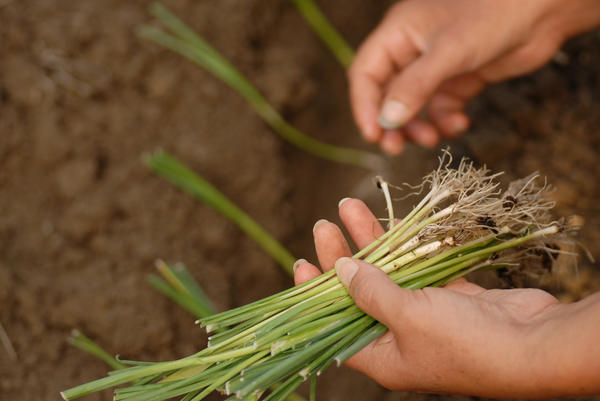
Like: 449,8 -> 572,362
146,149 -> 296,275
138,3 -> 382,171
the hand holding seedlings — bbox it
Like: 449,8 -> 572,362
62,157 -> 592,400
348,0 -> 600,154
295,198 -> 600,398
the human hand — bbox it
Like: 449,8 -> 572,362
294,198 -> 600,397
349,0 -> 600,154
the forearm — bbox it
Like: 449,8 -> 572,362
531,291 -> 600,397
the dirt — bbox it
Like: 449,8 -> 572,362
0,1 -> 598,401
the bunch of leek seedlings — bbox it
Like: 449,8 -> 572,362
62,156 -> 565,401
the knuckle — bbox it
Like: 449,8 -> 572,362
525,288 -> 558,305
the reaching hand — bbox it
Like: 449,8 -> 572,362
294,198 -> 600,397
348,0 -> 600,154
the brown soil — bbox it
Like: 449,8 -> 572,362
0,1 -> 598,401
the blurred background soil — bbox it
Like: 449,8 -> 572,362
0,1 -> 598,400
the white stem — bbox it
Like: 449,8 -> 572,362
376,176 -> 395,229
380,240 -> 443,274
365,193 -> 452,263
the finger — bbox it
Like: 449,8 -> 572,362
428,92 -> 467,137
434,111 -> 470,139
313,219 -> 352,272
335,258 -> 410,331
378,45 -> 466,130
293,259 -> 321,286
381,130 -> 406,155
403,118 -> 439,148
348,70 -> 384,143
437,73 -> 487,100
428,74 -> 485,137
349,25 -> 418,142
443,277 -> 486,296
338,198 -> 385,249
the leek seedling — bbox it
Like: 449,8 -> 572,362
146,149 -> 296,275
292,0 -> 355,68
138,3 -> 382,171
148,261 -> 218,318
71,264 -> 215,371
69,331 -> 125,371
62,155 -> 568,401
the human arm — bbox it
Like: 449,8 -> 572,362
294,198 -> 600,397
348,0 -> 600,154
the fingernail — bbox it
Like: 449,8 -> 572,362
335,257 -> 359,288
293,259 -> 307,273
313,219 -> 328,233
338,198 -> 351,208
378,100 -> 408,129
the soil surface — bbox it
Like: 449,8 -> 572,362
0,1 -> 598,401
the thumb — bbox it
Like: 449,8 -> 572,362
335,257 -> 409,330
378,47 -> 465,130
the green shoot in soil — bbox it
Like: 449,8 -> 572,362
71,265 -> 307,401
292,0 -> 354,68
148,261 -> 218,318
138,3 -> 382,171
146,149 -> 296,275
